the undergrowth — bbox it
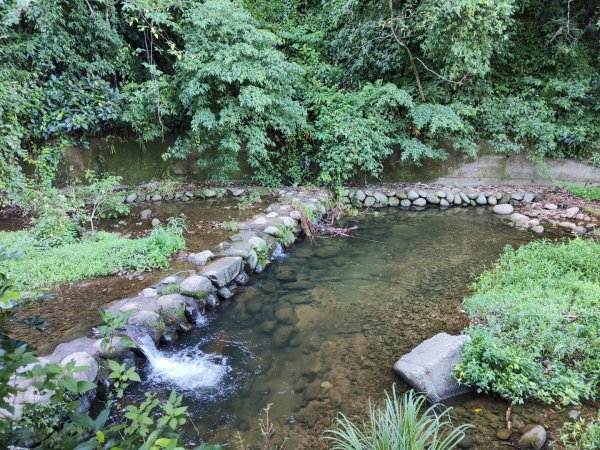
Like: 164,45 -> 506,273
552,413 -> 600,449
455,238 -> 600,405
561,183 -> 600,202
0,224 -> 185,291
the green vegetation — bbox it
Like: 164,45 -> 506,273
324,387 -> 470,450
561,183 -> 600,201
455,239 -> 600,405
553,413 -> 600,449
1,0 -> 598,202
0,222 -> 185,290
0,258 -> 190,448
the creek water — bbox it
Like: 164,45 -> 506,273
126,206 -> 581,449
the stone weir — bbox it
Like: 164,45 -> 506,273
343,185 -> 598,236
3,184 -> 597,421
0,189 -> 330,421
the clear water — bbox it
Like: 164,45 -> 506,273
129,207 -> 540,448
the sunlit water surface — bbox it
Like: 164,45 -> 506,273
129,207 -> 556,449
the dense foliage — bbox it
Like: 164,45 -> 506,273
455,238 -> 600,405
0,0 -> 598,196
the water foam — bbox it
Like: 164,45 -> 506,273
136,334 -> 229,391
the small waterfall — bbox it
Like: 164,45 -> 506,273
134,333 -> 229,391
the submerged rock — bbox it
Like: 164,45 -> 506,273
518,425 -> 546,450
393,333 -> 472,403
493,204 -> 514,215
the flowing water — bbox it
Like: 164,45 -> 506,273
126,206 -> 580,449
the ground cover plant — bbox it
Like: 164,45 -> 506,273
552,413 -> 600,449
0,222 -> 185,291
561,183 -> 600,201
455,238 -> 600,405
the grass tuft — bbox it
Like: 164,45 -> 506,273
324,387 -> 470,450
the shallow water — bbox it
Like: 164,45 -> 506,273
127,207 -> 572,449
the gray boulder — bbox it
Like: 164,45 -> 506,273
406,190 -> 420,201
201,257 -> 243,287
355,190 -> 366,202
364,196 -> 376,207
475,194 -> 487,205
180,275 -> 212,294
413,198 -> 427,207
47,337 -> 99,363
400,199 -> 411,208
374,191 -> 388,203
426,194 -> 440,205
518,425 -> 546,450
140,209 -> 152,220
188,250 -> 214,266
492,204 -> 514,215
393,333 -> 472,403
60,352 -> 98,383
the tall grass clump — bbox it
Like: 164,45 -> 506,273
455,238 -> 600,405
324,387 -> 470,450
0,222 -> 185,290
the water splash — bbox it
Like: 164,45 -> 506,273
135,334 -> 229,391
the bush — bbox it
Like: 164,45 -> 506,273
455,239 -> 600,405
0,223 -> 185,290
324,387 -> 470,450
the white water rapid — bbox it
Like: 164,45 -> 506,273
135,333 -> 229,391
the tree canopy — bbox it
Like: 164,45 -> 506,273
0,0 -> 598,199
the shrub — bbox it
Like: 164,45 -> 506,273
455,239 -> 600,405
324,387 -> 470,450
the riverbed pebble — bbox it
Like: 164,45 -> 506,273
140,209 -> 152,219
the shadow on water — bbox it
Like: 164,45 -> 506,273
127,207 -> 582,449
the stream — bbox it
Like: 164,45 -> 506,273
124,206 -> 593,449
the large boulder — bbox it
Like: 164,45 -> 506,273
60,352 -> 98,383
201,257 -> 243,287
393,333 -> 472,403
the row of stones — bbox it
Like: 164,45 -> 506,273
124,186 -> 247,204
344,187 -> 545,208
344,186 -> 598,236
2,190 -> 330,421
